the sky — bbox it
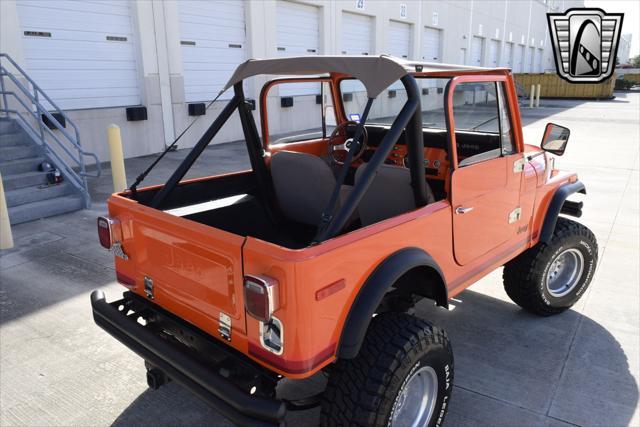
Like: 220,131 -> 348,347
585,0 -> 640,59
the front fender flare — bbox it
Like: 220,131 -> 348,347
336,247 -> 447,359
539,180 -> 586,243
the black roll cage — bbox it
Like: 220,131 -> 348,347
149,75 -> 428,243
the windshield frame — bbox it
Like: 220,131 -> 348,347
259,76 -> 338,149
444,73 -> 519,169
336,75 -> 455,130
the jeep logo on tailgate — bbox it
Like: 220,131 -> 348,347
547,8 -> 623,83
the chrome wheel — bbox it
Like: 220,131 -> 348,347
390,366 -> 438,427
546,248 -> 584,297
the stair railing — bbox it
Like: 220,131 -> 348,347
0,53 -> 100,208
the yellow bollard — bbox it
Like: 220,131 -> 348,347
535,84 -> 541,108
529,84 -> 535,108
107,124 -> 127,193
0,172 -> 14,250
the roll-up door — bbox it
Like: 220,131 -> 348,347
388,21 -> 411,59
488,40 -> 499,67
536,48 -> 544,72
422,27 -> 442,62
16,0 -> 141,110
342,12 -> 373,55
471,36 -> 484,66
388,21 -> 411,91
276,1 -> 320,96
503,42 -> 513,68
459,48 -> 467,65
514,45 -> 524,72
527,46 -> 535,72
179,0 -> 246,102
276,1 -> 319,57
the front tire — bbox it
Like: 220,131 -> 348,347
320,312 -> 454,427
503,217 -> 598,316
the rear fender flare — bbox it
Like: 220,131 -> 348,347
539,180 -> 586,243
336,247 -> 448,359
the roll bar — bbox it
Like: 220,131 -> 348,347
150,83 -> 274,212
149,75 -> 427,246
314,74 -> 426,242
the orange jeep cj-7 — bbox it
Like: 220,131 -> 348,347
91,56 -> 597,427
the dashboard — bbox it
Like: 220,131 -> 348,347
348,124 -> 499,182
349,125 -> 451,181
360,145 -> 450,181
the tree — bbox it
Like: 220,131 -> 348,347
631,55 -> 640,68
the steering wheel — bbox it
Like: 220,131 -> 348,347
327,121 -> 369,165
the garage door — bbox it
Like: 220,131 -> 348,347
388,21 -> 411,59
503,42 -> 513,68
179,0 -> 246,102
276,1 -> 319,96
422,27 -> 442,62
16,0 -> 140,110
527,46 -> 535,72
277,1 -> 319,57
488,40 -> 499,68
459,48 -> 467,65
342,12 -> 373,55
536,48 -> 544,72
470,37 -> 484,66
514,45 -> 524,72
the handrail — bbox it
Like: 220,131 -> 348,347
0,53 -> 81,144
4,107 -> 85,189
2,92 -> 98,178
0,75 -> 100,177
0,52 -> 101,209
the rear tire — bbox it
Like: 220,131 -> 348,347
503,217 -> 598,316
320,312 -> 453,427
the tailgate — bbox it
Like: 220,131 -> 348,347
114,200 -> 248,335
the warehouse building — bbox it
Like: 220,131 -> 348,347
1,0 -> 584,164
618,33 -> 633,65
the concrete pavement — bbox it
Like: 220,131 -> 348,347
1,93 -> 638,427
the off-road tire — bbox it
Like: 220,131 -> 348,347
503,217 -> 598,316
320,312 -> 454,427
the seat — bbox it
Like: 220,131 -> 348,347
271,151 -> 353,227
355,164 -> 435,226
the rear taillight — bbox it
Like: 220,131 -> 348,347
97,216 -> 116,249
244,275 -> 279,322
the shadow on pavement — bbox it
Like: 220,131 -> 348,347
111,289 -> 638,427
0,143 -> 252,325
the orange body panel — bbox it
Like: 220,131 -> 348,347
106,70 -> 578,379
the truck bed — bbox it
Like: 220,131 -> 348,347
173,193 -> 315,249
130,171 -> 316,249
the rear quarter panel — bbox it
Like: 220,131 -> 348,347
242,201 -> 454,378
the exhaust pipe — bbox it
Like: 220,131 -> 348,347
146,367 -> 170,390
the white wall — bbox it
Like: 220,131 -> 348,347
1,0 -> 581,162
618,34 -> 633,65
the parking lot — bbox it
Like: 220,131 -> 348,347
1,93 -> 638,427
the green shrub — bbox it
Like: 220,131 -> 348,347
615,79 -> 635,90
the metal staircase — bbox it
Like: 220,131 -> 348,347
0,53 -> 100,225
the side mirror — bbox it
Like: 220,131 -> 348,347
541,123 -> 570,156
